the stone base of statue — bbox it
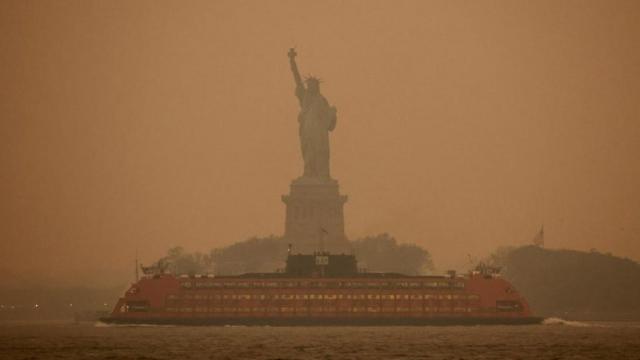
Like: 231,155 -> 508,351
282,176 -> 349,253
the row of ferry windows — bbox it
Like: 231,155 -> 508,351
181,281 -> 464,289
165,306 -> 476,313
168,294 -> 480,301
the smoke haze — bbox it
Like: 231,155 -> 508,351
1,0 -> 639,287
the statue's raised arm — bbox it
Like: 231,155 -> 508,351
288,48 -> 304,94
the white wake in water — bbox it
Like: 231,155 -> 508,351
542,317 -> 593,327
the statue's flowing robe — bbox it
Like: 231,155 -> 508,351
296,85 -> 336,179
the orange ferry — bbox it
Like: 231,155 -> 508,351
101,252 -> 541,325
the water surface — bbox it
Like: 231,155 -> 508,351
1,319 -> 639,359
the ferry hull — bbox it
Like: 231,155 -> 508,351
100,316 -> 543,326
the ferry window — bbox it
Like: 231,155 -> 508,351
424,282 -> 438,288
181,282 -> 192,289
408,282 -> 420,288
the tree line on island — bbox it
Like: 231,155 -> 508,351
153,233 -> 434,277
2,239 -> 638,321
486,245 -> 640,320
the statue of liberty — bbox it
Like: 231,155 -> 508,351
288,48 -> 337,180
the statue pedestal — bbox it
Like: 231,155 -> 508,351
282,177 -> 349,253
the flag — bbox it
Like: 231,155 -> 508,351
533,225 -> 544,247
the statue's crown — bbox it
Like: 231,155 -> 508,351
305,75 -> 322,85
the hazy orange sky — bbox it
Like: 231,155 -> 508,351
1,0 -> 639,287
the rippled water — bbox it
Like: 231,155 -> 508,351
1,320 -> 639,359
